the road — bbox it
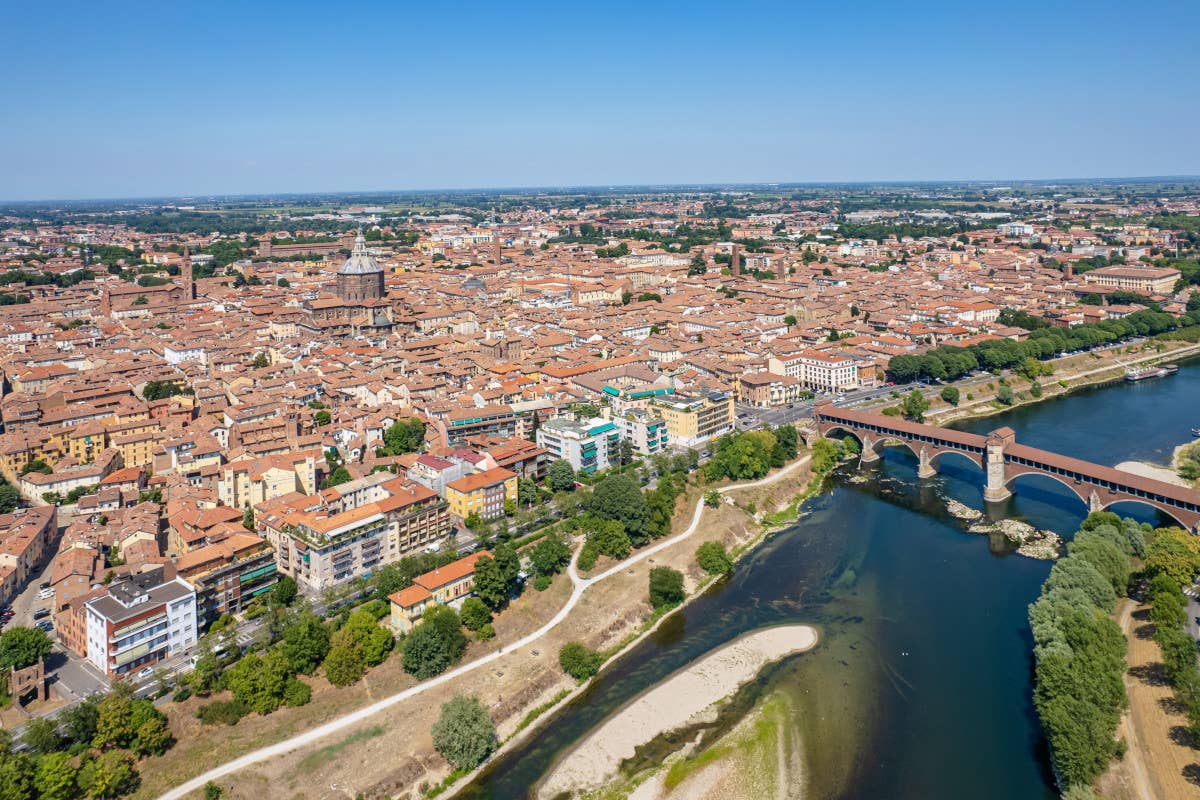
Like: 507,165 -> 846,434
155,454 -> 813,800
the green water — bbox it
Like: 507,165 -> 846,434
457,361 -> 1200,799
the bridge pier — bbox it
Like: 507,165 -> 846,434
916,447 -> 936,479
1088,490 -> 1103,514
859,434 -> 881,464
983,430 -> 1013,503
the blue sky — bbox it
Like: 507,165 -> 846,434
3,0 -> 1197,200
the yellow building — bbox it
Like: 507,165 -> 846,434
1081,265 -> 1180,294
444,467 -> 518,521
655,390 -> 735,447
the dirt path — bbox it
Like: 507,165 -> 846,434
156,455 -> 813,800
1107,599 -> 1200,800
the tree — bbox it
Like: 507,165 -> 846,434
132,712 -> 172,756
0,484 -> 20,513
996,384 -> 1015,405
472,555 -> 508,610
696,541 -> 734,575
402,606 -> 467,679
20,717 -> 60,754
649,566 -> 685,610
703,490 -> 722,507
688,252 -> 707,276
546,459 -> 576,492
901,390 -> 930,423
379,418 -> 426,456
204,782 -> 223,800
783,314 -> 797,326
251,352 -> 269,369
337,609 -> 394,667
325,466 -> 352,487
528,535 -> 570,577
559,642 -> 604,681
322,640 -> 365,687
586,474 -> 649,544
314,410 -> 332,426
33,752 -> 76,800
0,751 -> 35,800
19,460 -> 51,476
276,277 -> 290,288
0,628 -> 52,672
1146,527 -> 1200,586
224,649 -> 293,714
431,695 -> 496,771
60,695 -> 101,746
79,750 -> 138,799
241,506 -> 255,531
271,575 -> 298,607
939,386 -> 960,406
92,692 -> 135,750
459,598 -> 492,632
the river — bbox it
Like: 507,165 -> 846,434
456,361 -> 1200,800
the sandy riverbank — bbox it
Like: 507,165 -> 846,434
1114,460 -> 1189,487
536,624 -> 819,799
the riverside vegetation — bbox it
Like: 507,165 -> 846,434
1028,510 -> 1200,795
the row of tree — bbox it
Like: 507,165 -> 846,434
887,308 -> 1199,384
1027,513 -> 1146,790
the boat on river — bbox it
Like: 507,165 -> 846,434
1125,366 -> 1171,382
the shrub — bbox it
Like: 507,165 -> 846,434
648,567 -> 685,611
703,490 -> 722,507
695,541 -> 733,575
559,642 -> 604,681
431,695 -> 496,772
196,698 -> 250,726
172,687 -> 192,703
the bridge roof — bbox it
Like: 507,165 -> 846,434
817,406 -> 987,448
1007,442 -> 1200,506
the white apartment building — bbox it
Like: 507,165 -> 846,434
84,568 -> 197,677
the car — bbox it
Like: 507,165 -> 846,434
35,621 -> 52,632
38,589 -> 53,600
137,667 -> 154,679
33,608 -> 50,620
38,581 -> 50,590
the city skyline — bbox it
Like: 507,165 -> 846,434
4,0 -> 1198,200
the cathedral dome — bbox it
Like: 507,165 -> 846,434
338,230 -> 382,275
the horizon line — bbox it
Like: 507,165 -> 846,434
5,173 -> 1200,206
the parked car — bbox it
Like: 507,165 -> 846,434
33,608 -> 50,620
35,621 -> 52,632
37,589 -> 53,600
136,666 -> 154,679
38,581 -> 50,590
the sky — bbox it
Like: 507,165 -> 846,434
3,0 -> 1198,201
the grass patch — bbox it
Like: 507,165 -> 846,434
663,744 -> 728,790
297,724 -> 385,773
513,689 -> 570,735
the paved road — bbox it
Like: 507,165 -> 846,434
156,455 -> 813,800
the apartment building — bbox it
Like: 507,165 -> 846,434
445,467 -> 517,521
258,477 -> 450,593
656,390 -> 734,447
738,371 -> 806,408
218,450 -> 319,510
83,567 -> 198,677
175,532 -> 278,626
536,417 -> 621,474
614,408 -> 669,456
768,350 -> 859,392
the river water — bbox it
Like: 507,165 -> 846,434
457,362 -> 1200,800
